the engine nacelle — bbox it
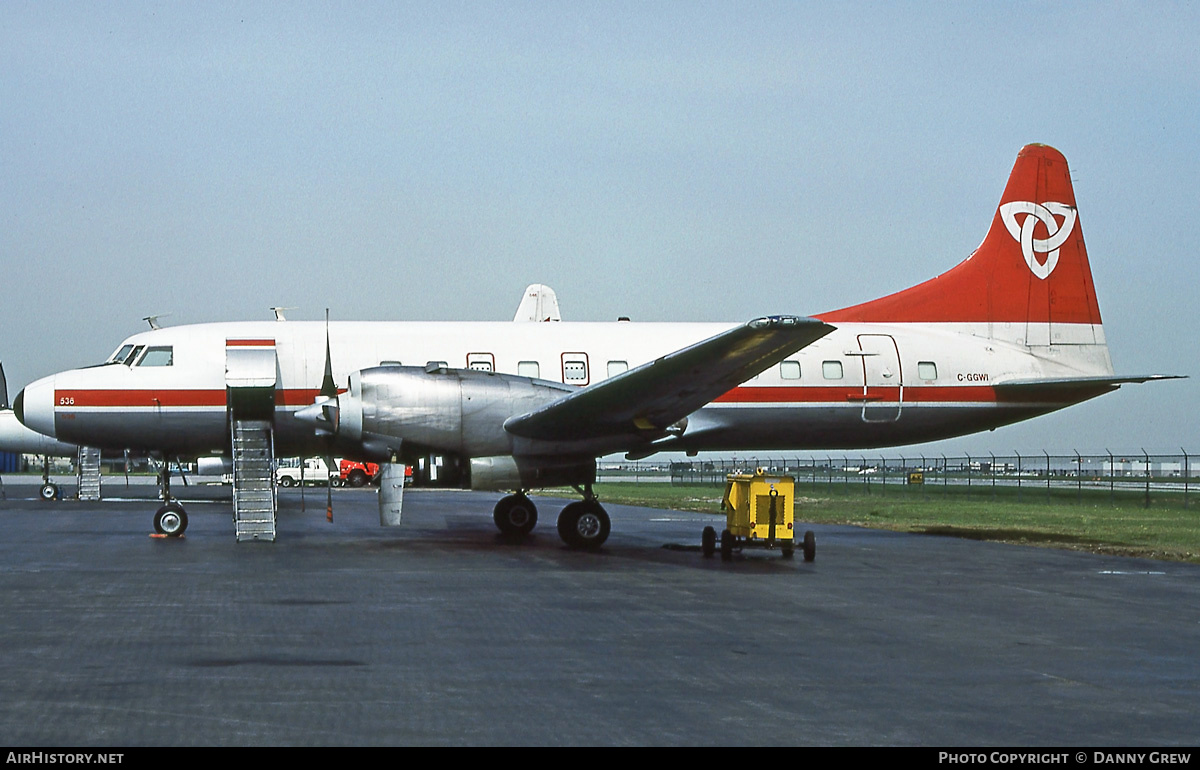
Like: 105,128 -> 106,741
468,455 -> 596,491
196,456 -> 233,476
338,366 -> 574,458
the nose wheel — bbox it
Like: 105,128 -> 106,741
150,457 -> 187,537
154,502 -> 188,537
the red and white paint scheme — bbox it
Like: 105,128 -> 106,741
12,145 -> 1174,544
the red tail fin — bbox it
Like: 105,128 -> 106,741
819,144 -> 1102,327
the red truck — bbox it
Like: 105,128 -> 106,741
337,460 -> 414,487
338,459 -> 380,487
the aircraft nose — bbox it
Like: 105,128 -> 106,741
15,376 -> 57,439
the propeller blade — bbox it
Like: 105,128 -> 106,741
0,361 -> 8,410
320,309 -> 337,400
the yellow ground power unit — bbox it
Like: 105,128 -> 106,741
702,471 -> 815,562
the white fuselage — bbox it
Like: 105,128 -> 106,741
17,318 -> 1113,459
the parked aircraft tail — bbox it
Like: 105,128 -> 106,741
819,144 -> 1103,345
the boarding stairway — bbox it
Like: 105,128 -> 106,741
77,446 -> 101,501
232,418 -> 276,542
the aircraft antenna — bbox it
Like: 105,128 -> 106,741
142,314 -> 171,330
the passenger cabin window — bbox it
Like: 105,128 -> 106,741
780,360 -> 801,380
517,361 -> 540,379
822,360 -> 843,380
380,360 -> 402,366
137,347 -> 174,367
917,361 -> 938,380
607,361 -> 628,377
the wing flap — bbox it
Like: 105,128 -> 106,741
504,316 -> 834,442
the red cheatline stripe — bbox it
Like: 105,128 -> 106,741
225,339 -> 276,347
713,385 -> 1074,405
55,389 -> 335,408
54,384 -> 1079,410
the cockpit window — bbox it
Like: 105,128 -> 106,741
137,347 -> 173,367
124,345 -> 145,366
108,344 -> 135,365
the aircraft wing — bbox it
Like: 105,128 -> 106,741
503,316 -> 834,441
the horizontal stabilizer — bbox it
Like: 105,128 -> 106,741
996,374 -> 1185,389
504,316 -> 834,442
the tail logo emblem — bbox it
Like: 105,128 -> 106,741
999,201 -> 1077,280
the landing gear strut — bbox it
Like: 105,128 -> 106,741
556,484 -> 610,550
493,493 -> 538,536
39,455 -> 59,501
152,458 -> 188,537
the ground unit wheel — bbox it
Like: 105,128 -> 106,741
701,526 -> 717,557
720,529 -> 734,562
494,494 -> 538,536
803,530 -> 816,562
557,500 -> 610,550
154,503 -> 188,537
278,476 -> 295,488
782,543 -> 795,559
39,482 -> 59,501
347,469 -> 368,487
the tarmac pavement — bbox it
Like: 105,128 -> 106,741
0,482 -> 1197,746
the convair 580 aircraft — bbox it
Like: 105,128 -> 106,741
13,145 -> 1175,546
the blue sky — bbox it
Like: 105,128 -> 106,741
2,1 -> 1196,454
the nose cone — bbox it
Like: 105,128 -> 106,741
15,375 -> 57,439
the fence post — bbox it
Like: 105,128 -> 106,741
1108,450 -> 1114,506
1045,451 -> 1051,502
1016,450 -> 1022,503
1184,448 -> 1190,510
1080,450 -> 1089,503
1143,448 -> 1151,509
990,452 -> 996,501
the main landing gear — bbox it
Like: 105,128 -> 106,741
151,459 -> 188,537
492,485 -> 611,550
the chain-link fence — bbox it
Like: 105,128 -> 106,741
652,451 -> 1198,509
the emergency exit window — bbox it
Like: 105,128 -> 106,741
562,354 -> 589,384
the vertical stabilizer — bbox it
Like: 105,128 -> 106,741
819,144 -> 1103,346
514,284 -> 562,322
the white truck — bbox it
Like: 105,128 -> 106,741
276,457 -> 340,487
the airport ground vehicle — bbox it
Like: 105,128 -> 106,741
339,459 -> 381,487
277,457 -> 339,487
704,472 -> 815,561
